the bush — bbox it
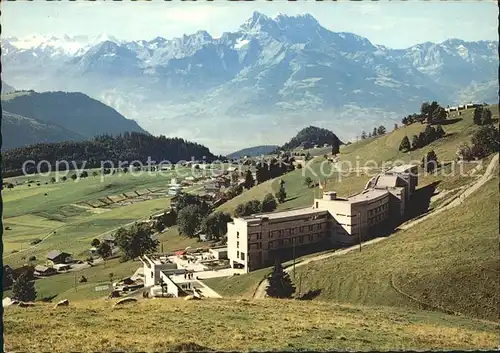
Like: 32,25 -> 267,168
261,193 -> 278,212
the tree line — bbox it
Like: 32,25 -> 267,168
2,132 -> 217,176
360,125 -> 386,139
398,125 -> 446,152
234,181 -> 287,218
401,101 -> 447,126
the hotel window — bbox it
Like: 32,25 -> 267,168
316,202 -> 319,208
241,252 -> 245,261
299,236 -> 304,243
237,241 -> 239,248
237,251 -> 240,257
300,226 -> 305,232
308,225 -> 313,231
237,231 -> 239,239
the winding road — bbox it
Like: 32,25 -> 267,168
253,153 -> 499,299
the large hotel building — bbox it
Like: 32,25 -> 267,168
227,165 -> 418,272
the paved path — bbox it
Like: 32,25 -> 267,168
253,153 -> 499,299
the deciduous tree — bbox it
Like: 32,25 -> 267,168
201,212 -> 233,241
115,223 -> 158,260
177,204 -> 208,238
261,193 -> 278,212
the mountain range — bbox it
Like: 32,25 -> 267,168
1,12 -> 497,153
1,91 -> 147,150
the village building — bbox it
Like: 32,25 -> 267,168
139,254 -> 210,298
227,165 -> 418,272
34,265 -> 57,277
139,255 -> 185,287
47,250 -> 73,265
209,247 -> 228,260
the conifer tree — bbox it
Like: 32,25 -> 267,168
276,184 -> 287,203
399,136 -> 411,152
435,125 -> 446,138
266,260 -> 296,298
421,150 -> 439,173
411,135 -> 420,150
12,271 -> 37,302
244,170 -> 255,189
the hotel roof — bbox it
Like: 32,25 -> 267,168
241,207 -> 327,221
386,164 -> 418,174
345,188 -> 389,203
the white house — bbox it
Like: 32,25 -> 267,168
139,255 -> 184,287
209,247 -> 228,260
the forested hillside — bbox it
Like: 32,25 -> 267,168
281,126 -> 342,151
2,132 -> 217,176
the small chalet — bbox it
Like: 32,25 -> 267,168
47,250 -> 73,264
102,235 -> 116,246
34,265 -> 57,277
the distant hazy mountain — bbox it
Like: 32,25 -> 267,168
1,80 -> 15,94
227,145 -> 279,159
1,91 -> 148,147
1,110 -> 85,150
1,12 -> 497,153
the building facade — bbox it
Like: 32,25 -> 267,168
227,165 -> 418,272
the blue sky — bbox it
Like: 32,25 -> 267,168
2,1 -> 497,48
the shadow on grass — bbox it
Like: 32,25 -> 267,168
41,294 -> 58,302
404,181 -> 441,221
169,342 -> 214,352
431,118 -> 462,126
297,289 -> 322,300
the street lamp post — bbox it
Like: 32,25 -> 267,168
358,212 -> 362,252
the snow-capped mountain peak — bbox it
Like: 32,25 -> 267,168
1,12 -> 496,154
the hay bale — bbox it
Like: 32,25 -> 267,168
113,297 -> 137,307
54,299 -> 69,308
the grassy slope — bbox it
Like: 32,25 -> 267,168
4,299 -> 499,352
207,173 -> 499,321
2,171 -> 205,267
206,107 -> 499,322
294,174 -> 499,322
216,106 -> 498,217
3,258 -> 142,302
